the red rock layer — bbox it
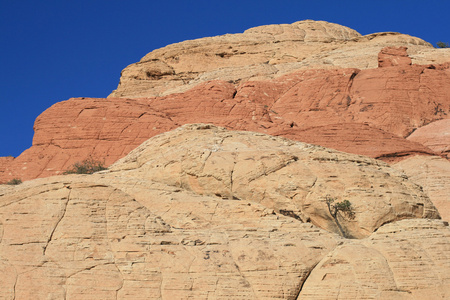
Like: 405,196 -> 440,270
1,55 -> 449,182
273,123 -> 436,161
378,46 -> 412,67
407,119 -> 450,159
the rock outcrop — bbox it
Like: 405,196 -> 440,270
109,20 -> 449,98
1,56 -> 449,182
407,119 -> 450,159
2,19 -> 450,299
378,46 -> 412,67
394,155 -> 450,222
0,175 -> 339,299
108,124 -> 440,239
1,125 -> 448,299
298,219 -> 450,299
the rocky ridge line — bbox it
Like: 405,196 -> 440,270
109,20 -> 449,98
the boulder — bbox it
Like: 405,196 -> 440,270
378,46 -> 412,67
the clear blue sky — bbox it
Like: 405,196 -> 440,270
1,0 -> 449,157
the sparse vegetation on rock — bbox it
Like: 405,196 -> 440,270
0,19 -> 449,299
6,178 -> 22,185
437,41 -> 449,48
64,158 -> 107,174
326,196 -> 355,238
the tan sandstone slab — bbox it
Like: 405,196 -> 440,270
407,119 -> 450,159
109,20 -> 448,98
108,124 -> 440,238
393,155 -> 450,222
0,174 -> 339,299
298,219 -> 450,299
0,125 -> 448,299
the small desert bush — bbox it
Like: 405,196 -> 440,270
64,158 -> 107,175
326,196 -> 355,220
436,41 -> 449,48
6,178 -> 22,185
325,195 -> 355,238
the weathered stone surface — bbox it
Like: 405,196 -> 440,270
2,21 -> 450,183
407,119 -> 450,159
298,219 -> 450,299
273,123 -> 436,161
109,124 -> 440,238
2,55 -> 449,183
0,125 -> 448,299
0,157 -> 15,182
0,97 -> 179,181
394,155 -> 450,222
109,20 -> 449,98
0,174 -> 339,299
255,64 -> 450,138
1,19 -> 449,299
378,46 -> 412,67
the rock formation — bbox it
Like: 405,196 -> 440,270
109,20 -> 448,98
407,119 -> 450,159
1,20 -> 450,298
394,155 -> 450,222
298,219 -> 450,299
1,20 -> 448,184
1,56 -> 449,182
1,125 -> 448,299
378,46 -> 412,67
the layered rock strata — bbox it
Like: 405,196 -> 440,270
2,21 -> 450,183
1,19 -> 450,299
407,119 -> 450,159
394,155 -> 450,222
1,54 -> 449,182
1,125 -> 448,299
108,124 -> 440,239
109,20 -> 450,98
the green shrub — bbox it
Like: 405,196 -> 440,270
64,158 -> 107,175
6,178 -> 22,185
436,41 -> 449,48
325,195 -> 355,238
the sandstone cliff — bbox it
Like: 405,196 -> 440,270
2,21 -> 450,183
394,155 -> 450,222
1,57 -> 449,182
1,20 -> 450,298
109,20 -> 449,98
1,125 -> 448,299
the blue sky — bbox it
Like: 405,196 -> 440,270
1,0 -> 449,157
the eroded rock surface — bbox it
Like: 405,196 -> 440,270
407,119 -> 450,159
0,125 -> 448,299
2,21 -> 450,183
298,219 -> 450,299
2,57 -> 449,183
378,46 -> 412,67
109,20 -> 448,98
109,124 -> 440,238
0,176 -> 338,299
394,155 -> 450,222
